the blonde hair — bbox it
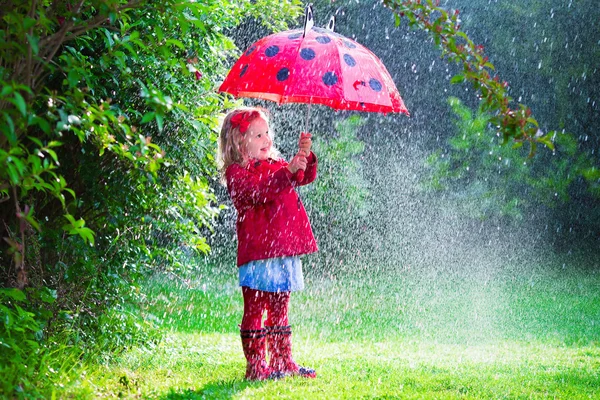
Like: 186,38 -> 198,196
217,106 -> 279,183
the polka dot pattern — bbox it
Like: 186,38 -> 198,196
343,54 -> 356,67
218,28 -> 409,115
315,36 -> 331,44
369,78 -> 382,92
277,68 -> 290,81
322,71 -> 338,86
265,45 -> 279,57
300,48 -> 316,60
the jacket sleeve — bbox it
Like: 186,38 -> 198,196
226,163 -> 293,206
292,152 -> 318,186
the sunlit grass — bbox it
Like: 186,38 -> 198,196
65,260 -> 600,399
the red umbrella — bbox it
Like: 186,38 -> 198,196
219,5 -> 409,181
219,5 -> 409,116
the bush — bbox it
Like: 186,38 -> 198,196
0,0 -> 301,396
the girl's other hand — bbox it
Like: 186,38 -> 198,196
287,151 -> 308,174
299,132 -> 312,157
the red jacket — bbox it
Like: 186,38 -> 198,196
226,153 -> 319,266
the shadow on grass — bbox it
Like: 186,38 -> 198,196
160,378 -> 264,400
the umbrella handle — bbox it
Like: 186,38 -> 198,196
296,102 -> 310,185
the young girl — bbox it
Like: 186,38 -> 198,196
218,106 -> 318,381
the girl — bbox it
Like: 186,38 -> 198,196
218,106 -> 318,381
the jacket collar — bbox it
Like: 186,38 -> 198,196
245,158 -> 280,170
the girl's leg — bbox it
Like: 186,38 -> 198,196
240,287 -> 277,380
265,292 -> 316,378
241,286 -> 267,330
264,291 -> 290,327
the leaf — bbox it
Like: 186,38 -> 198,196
109,11 -> 117,24
0,288 -> 26,302
166,39 -> 185,50
27,135 -> 43,147
103,28 -> 115,48
526,117 -> 539,127
154,25 -> 164,42
63,214 -> 76,225
44,148 -> 59,163
537,134 -> 555,151
48,140 -> 63,148
13,92 -> 27,116
31,116 -> 51,134
25,214 -> 41,232
67,69 -> 80,87
39,287 -> 57,304
22,17 -> 36,31
6,163 -> 20,184
141,112 -> 155,124
3,114 -> 16,145
78,227 -> 96,246
155,113 -> 164,131
450,74 -> 465,84
1,85 -> 13,97
26,34 -> 39,55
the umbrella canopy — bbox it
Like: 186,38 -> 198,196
219,7 -> 409,115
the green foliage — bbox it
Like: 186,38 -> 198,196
427,97 -> 592,220
0,0 -> 301,396
384,0 -> 600,222
0,288 -> 47,396
383,0 -> 553,155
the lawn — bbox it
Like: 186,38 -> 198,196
64,257 -> 600,399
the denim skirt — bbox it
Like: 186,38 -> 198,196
238,256 -> 304,293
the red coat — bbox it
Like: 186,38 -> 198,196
226,153 -> 319,266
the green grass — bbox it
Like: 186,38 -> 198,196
62,260 -> 600,399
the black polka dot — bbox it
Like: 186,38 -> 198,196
277,68 -> 290,81
315,36 -> 331,44
369,78 -> 382,92
240,64 -> 248,77
343,40 -> 357,49
245,46 -> 256,56
265,45 -> 279,57
300,48 -> 316,60
343,54 -> 356,67
288,33 -> 302,40
322,71 -> 338,86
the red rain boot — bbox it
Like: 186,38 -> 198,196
240,329 -> 281,381
266,325 -> 316,378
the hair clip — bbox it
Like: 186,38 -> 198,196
230,110 -> 260,134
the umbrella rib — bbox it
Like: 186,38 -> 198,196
278,30 -> 305,104
358,46 -> 390,111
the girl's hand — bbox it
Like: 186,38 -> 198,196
299,132 -> 312,157
287,151 -> 308,174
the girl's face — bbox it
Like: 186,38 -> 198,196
241,116 -> 272,161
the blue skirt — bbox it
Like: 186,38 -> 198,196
238,256 -> 304,293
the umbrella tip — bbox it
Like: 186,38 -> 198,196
326,15 -> 335,32
303,3 -> 314,38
